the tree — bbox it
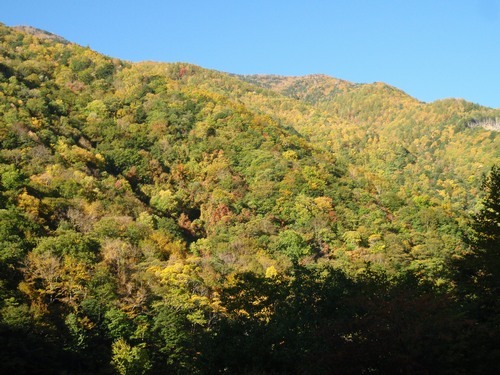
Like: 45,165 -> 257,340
111,338 -> 151,375
456,165 -> 500,310
452,165 -> 500,372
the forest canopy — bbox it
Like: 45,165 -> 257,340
0,23 -> 499,374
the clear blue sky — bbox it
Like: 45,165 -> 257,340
3,0 -> 499,108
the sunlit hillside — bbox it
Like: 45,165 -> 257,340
1,23 -> 499,374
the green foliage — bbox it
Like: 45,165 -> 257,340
450,165 -> 500,371
105,308 -> 133,339
272,229 -> 312,260
0,23 -> 498,373
112,338 -> 151,375
34,230 -> 99,263
1,165 -> 26,191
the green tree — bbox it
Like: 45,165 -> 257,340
455,166 -> 500,309
111,338 -> 151,375
272,229 -> 312,260
452,165 -> 500,372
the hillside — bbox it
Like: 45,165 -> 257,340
1,23 -> 499,373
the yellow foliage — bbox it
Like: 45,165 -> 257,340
282,150 -> 298,161
314,196 -> 334,212
265,265 -> 278,278
17,190 -> 40,218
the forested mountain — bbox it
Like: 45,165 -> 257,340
0,23 -> 499,374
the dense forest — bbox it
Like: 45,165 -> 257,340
0,23 -> 499,374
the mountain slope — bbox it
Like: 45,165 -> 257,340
0,23 -> 499,373
1,22 -> 499,274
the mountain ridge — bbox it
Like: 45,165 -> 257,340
8,23 -> 498,110
12,25 -> 70,44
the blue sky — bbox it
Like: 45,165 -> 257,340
3,0 -> 499,108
